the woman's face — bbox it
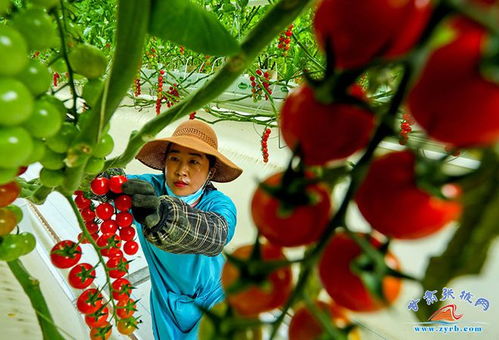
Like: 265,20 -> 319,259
164,144 -> 211,196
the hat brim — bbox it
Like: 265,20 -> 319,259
135,135 -> 242,183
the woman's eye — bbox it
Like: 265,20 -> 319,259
190,159 -> 200,165
168,156 -> 179,161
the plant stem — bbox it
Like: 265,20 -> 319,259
105,0 -> 315,169
7,260 -> 66,340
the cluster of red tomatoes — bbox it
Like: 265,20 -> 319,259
276,24 -> 293,56
250,69 -> 273,102
49,175 -> 140,339
0,168 -> 37,261
220,0 -> 499,337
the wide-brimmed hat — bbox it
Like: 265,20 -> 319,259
135,120 -> 242,183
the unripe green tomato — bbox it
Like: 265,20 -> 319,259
41,95 -> 67,118
93,133 -> 114,157
22,99 -> 62,138
69,44 -> 107,79
25,138 -> 46,164
82,78 -> 104,107
18,231 -> 36,255
0,25 -> 28,76
84,157 -> 104,175
12,8 -> 58,51
50,58 -> 67,73
0,234 -> 24,261
0,0 -> 11,16
0,78 -> 34,126
46,122 -> 78,153
0,126 -> 33,168
17,60 -> 51,95
39,167 -> 64,187
5,205 -> 23,223
40,148 -> 65,170
0,167 -> 17,185
30,0 -> 59,9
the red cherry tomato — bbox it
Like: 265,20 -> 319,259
50,240 -> 82,268
95,202 -> 114,220
119,227 -> 136,242
111,278 -> 133,301
0,182 -> 20,207
106,256 -> 129,279
279,84 -> 374,165
74,194 -> 91,210
90,177 -> 109,196
355,151 -> 462,239
313,0 -> 431,69
89,322 -> 111,340
85,306 -> 109,328
85,221 -> 99,234
100,219 -> 118,234
97,233 -> 121,257
123,240 -> 139,255
222,242 -> 293,317
77,288 -> 104,314
251,172 -> 331,247
114,194 -> 132,211
116,212 -> 133,227
116,298 -> 136,319
80,207 -> 96,222
318,232 -> 402,312
68,263 -> 95,289
408,17 -> 499,147
109,175 -> 127,193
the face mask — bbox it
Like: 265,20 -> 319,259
165,182 -> 206,206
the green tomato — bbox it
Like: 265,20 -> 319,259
0,25 -> 28,76
25,138 -> 46,164
0,127 -> 33,168
41,95 -> 67,118
0,234 -> 24,261
22,99 -> 62,138
0,207 -> 17,236
0,0 -> 11,16
68,44 -> 107,79
12,8 -> 58,51
93,133 -> 114,158
82,78 -> 104,107
0,78 -> 34,126
50,58 -> 67,73
84,157 -> 104,175
39,167 -> 64,187
46,122 -> 77,153
18,231 -> 36,255
5,205 -> 23,223
40,148 -> 65,170
30,0 -> 59,9
0,167 -> 17,185
17,60 -> 51,95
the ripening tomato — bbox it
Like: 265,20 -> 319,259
116,298 -> 136,319
251,172 -> 331,247
355,151 -> 462,239
318,232 -> 402,312
84,307 -> 109,328
68,263 -> 95,289
407,17 -> 499,147
222,243 -> 293,317
77,289 -> 104,314
313,0 -> 432,69
117,319 -> 137,335
279,84 -> 374,165
111,278 -> 133,301
0,181 -> 20,207
288,300 -> 361,340
95,202 -> 114,220
90,177 -> 109,196
50,240 -> 82,268
89,323 -> 112,340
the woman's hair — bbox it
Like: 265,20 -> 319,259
164,143 -> 216,169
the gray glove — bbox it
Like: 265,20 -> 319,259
121,179 -> 162,228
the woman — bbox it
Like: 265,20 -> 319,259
122,119 -> 242,339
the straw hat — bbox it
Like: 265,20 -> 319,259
135,120 -> 242,183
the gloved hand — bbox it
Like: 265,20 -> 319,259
122,179 -> 161,228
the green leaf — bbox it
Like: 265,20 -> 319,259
416,148 -> 499,321
149,0 -> 240,56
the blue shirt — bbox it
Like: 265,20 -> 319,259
127,174 -> 237,340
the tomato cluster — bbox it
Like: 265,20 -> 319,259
250,69 -> 273,102
49,175 -> 140,338
276,24 -> 293,56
